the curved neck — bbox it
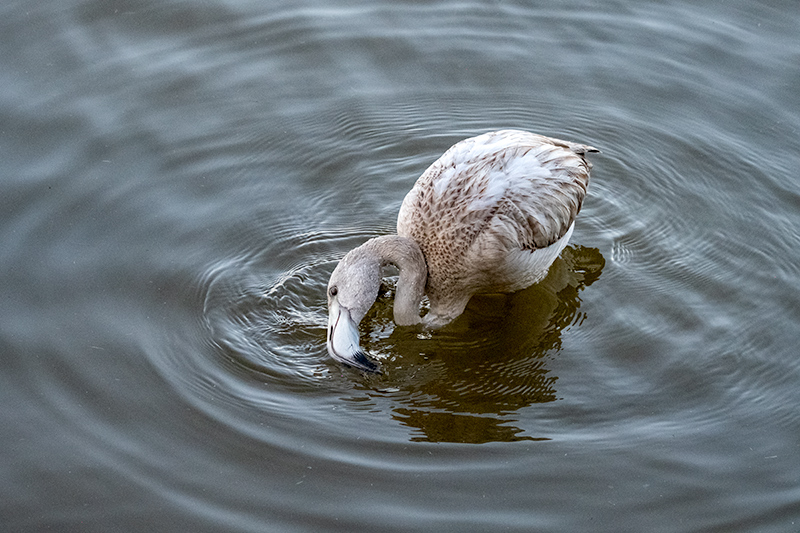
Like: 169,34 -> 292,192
364,235 -> 427,326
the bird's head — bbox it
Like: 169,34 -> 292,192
326,245 -> 383,373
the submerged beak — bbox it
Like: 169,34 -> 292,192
327,300 -> 381,373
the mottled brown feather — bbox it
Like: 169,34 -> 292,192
397,130 -> 597,316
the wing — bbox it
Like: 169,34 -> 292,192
397,130 -> 596,259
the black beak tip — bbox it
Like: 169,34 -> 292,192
348,350 -> 382,374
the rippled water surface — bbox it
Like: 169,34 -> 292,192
2,0 -> 800,531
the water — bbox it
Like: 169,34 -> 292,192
2,0 -> 799,531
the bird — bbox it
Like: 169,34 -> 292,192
326,129 -> 599,372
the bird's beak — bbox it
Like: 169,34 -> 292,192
327,300 -> 381,373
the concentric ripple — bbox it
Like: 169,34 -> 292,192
180,225 -> 606,444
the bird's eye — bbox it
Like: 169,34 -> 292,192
329,286 -> 338,297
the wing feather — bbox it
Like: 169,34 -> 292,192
396,129 -> 597,302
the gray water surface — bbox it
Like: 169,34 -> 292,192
2,0 -> 799,531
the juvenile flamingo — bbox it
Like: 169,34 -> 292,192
326,130 -> 598,372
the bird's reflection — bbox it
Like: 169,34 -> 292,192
357,245 -> 604,443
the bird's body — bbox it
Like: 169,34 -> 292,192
327,130 -> 598,372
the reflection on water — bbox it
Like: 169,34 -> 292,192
359,246 -> 604,443
201,238 -> 603,444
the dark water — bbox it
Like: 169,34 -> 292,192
2,0 -> 799,531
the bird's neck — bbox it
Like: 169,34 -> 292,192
365,235 -> 427,326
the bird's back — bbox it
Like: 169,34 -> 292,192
397,129 -> 597,320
